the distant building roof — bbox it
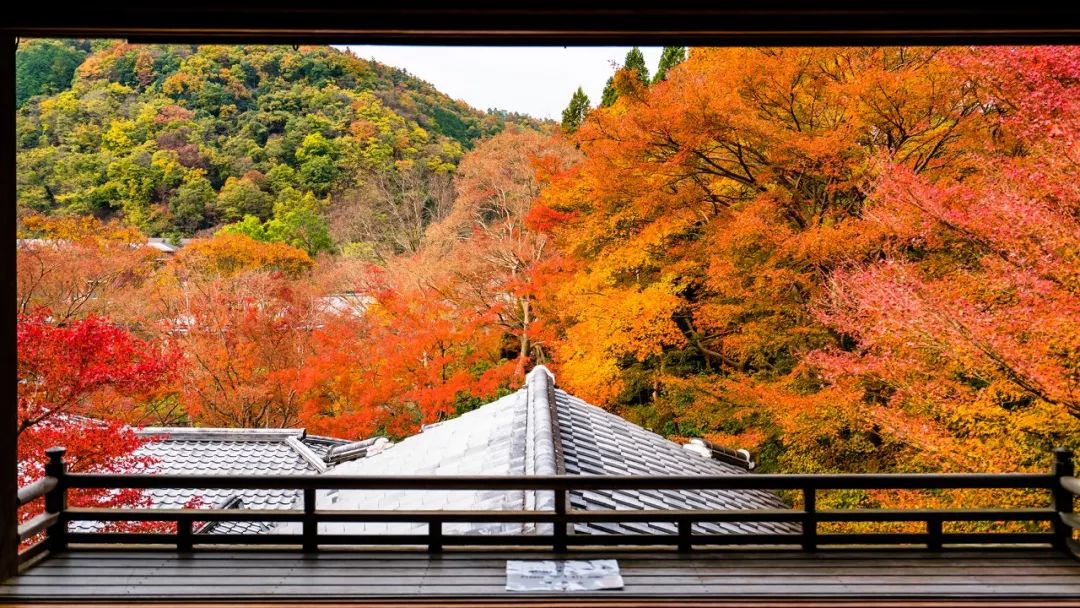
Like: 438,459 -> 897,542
17,237 -> 193,253
145,238 -> 180,253
315,292 -> 373,319
73,427 -> 390,535
277,367 -> 795,537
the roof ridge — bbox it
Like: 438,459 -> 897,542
526,364 -> 555,385
523,366 -> 557,529
525,367 -> 557,478
284,435 -> 328,473
135,427 -> 306,441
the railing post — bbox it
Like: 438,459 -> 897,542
43,447 -> 67,553
428,521 -> 443,553
1053,447 -> 1074,551
927,519 -> 943,551
302,487 -> 317,552
177,520 -> 193,552
802,487 -> 817,551
677,520 -> 692,552
553,489 -> 567,552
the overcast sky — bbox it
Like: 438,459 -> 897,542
343,46 -> 663,121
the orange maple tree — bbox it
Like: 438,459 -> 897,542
294,263 -> 518,440
534,46 -> 1080,489
162,234 -> 321,428
17,215 -> 162,324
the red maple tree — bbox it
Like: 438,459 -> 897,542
17,312 -> 181,534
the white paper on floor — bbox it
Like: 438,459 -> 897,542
505,559 -> 624,591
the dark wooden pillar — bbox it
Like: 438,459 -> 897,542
0,36 -> 18,582
1053,447 -> 1075,551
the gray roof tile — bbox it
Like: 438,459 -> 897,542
72,429 -> 364,535
550,376 -> 797,536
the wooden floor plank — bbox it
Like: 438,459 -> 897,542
3,548 -> 1080,601
20,566 -> 1080,578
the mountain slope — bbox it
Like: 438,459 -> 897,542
15,41 -> 540,239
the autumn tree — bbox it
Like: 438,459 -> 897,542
162,234 -> 320,427
330,162 -> 455,262
426,128 -> 580,370
292,130 -> 580,438
17,215 -> 161,325
295,267 -> 517,440
812,46 -> 1080,473
172,232 -> 313,278
600,47 -> 651,108
169,273 -> 319,428
537,47 -> 1012,474
17,312 -> 180,531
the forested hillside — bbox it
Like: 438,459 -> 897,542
15,40 -> 539,252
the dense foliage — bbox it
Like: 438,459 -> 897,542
15,44 -> 1080,519
537,47 -> 1080,487
16,41 -> 539,251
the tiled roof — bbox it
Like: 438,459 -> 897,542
134,430 -> 322,534
276,366 -> 796,537
70,368 -> 794,539
554,389 -> 793,535
72,428 -> 383,535
137,438 -> 311,533
296,388 -> 534,537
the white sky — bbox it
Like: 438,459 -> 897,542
342,46 -> 663,120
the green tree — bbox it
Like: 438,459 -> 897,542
266,164 -> 299,194
295,132 -> 340,195
561,87 -> 591,133
653,46 -> 687,83
170,173 -> 216,233
624,47 -> 650,84
220,187 -> 332,255
600,77 -> 618,108
215,176 -> 272,222
265,191 -> 333,255
16,40 -> 87,108
219,214 -> 269,241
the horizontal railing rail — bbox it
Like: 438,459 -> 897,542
61,506 -> 1057,524
15,477 -> 56,507
62,472 -> 1059,491
13,446 -> 1077,563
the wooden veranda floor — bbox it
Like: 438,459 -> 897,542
3,546 -> 1080,605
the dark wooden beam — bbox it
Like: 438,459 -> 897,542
0,36 -> 15,583
62,471 -> 1058,491
3,3 -> 1080,45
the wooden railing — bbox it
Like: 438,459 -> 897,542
14,446 -> 1078,562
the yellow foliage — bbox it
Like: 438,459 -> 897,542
173,233 -> 313,278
